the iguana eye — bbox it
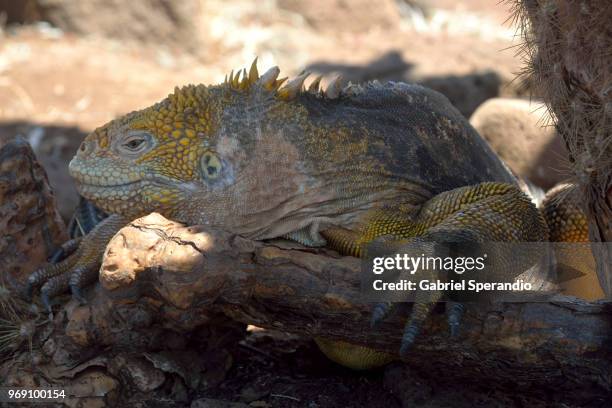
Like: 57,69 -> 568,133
117,132 -> 153,155
200,152 -> 222,180
126,139 -> 144,149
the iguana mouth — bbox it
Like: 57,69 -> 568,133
75,176 -> 196,205
73,173 -> 181,189
75,179 -> 142,188
76,180 -> 148,198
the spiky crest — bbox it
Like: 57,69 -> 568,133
221,58 -> 345,100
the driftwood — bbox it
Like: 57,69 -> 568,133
63,213 -> 612,395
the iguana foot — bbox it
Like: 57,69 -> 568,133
363,183 -> 548,357
371,295 -> 445,356
26,214 -> 126,317
371,296 -> 465,355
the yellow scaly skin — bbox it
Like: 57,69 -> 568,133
542,183 -> 603,300
27,60 -> 593,369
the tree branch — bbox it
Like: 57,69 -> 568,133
83,213 -> 612,389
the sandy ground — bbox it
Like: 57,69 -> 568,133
0,0 -> 523,131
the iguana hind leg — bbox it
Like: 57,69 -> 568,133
323,182 -> 548,359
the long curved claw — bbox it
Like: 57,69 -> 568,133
371,301 -> 393,328
446,302 -> 465,338
399,298 -> 440,357
70,284 -> 87,305
67,214 -> 79,239
40,273 -> 71,319
48,237 -> 83,264
49,248 -> 67,264
68,265 -> 99,305
25,255 -> 77,300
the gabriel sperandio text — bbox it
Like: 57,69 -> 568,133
369,252 -> 534,294
372,278 -> 533,292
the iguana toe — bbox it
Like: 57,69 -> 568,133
26,214 -> 126,311
68,265 -> 99,305
47,237 -> 82,265
26,251 -> 77,301
373,299 -> 465,356
370,301 -> 393,328
40,273 -> 71,318
70,285 -> 88,305
399,301 -> 439,356
446,301 -> 465,337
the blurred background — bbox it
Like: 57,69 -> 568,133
0,0 -> 568,221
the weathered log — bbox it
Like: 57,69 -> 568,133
75,213 -> 612,393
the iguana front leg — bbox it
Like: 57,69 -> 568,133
322,182 -> 548,359
26,214 -> 127,315
49,197 -> 108,263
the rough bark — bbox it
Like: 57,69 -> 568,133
77,213 -> 612,392
515,0 -> 612,296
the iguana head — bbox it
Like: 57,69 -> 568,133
69,83 -> 225,219
69,59 -> 342,235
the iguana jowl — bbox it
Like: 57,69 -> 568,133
28,59 -> 568,369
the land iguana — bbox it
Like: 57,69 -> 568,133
26,59 -> 591,369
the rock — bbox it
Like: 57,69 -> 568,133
63,369 -> 119,408
469,98 -> 570,189
144,350 -> 204,390
108,355 -> 165,393
420,71 -> 501,118
2,0 -> 203,51
0,134 -> 67,283
50,334 -> 88,368
65,303 -> 93,346
249,402 -> 271,408
0,0 -> 41,24
0,123 -> 85,222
